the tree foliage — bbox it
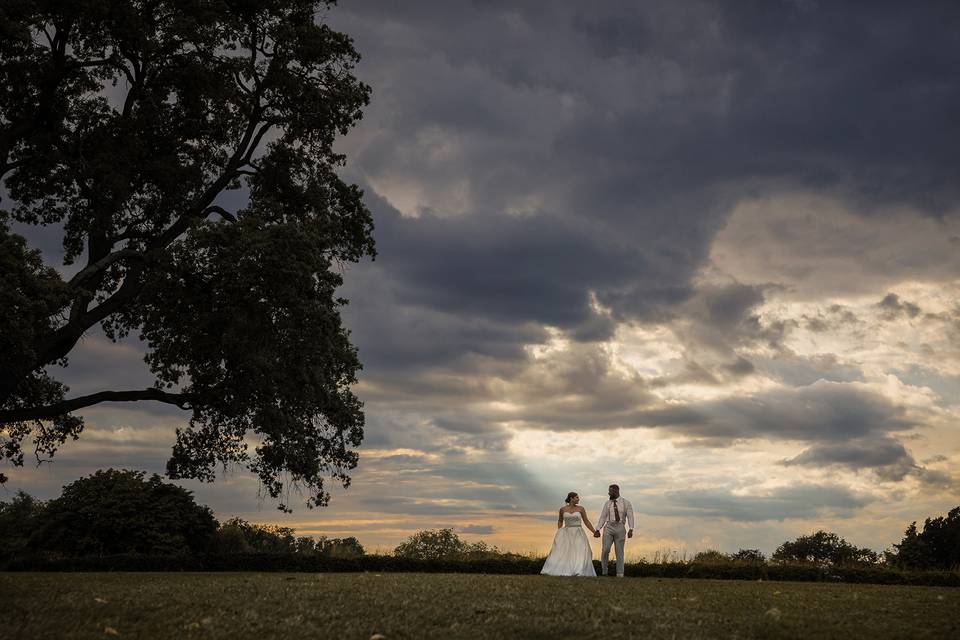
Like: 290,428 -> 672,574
393,529 -> 507,561
28,468 -> 218,556
0,0 -> 374,509
772,530 -> 879,566
216,517 -> 366,557
217,517 -> 296,553
0,489 -> 47,559
886,506 -> 960,570
0,472 -> 367,559
691,549 -> 730,564
730,548 -> 766,563
316,535 -> 364,557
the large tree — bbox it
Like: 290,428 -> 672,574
886,506 -> 960,571
0,0 -> 375,509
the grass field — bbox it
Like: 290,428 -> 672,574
5,572 -> 959,639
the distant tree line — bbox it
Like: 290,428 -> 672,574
0,469 -> 363,560
663,516 -> 959,572
2,468 -> 958,574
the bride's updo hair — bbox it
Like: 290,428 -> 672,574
565,491 -> 578,504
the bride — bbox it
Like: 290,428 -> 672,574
540,492 -> 597,577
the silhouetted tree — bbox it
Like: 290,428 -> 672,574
0,490 -> 47,559
886,506 -> 960,570
0,0 -> 374,509
393,529 -> 506,560
772,530 -> 878,566
216,518 -> 256,554
29,468 -> 218,556
692,549 -> 731,563
394,529 -> 468,560
217,517 -> 297,553
316,535 -> 365,557
731,548 -> 766,563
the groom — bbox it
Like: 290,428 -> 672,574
593,484 -> 635,577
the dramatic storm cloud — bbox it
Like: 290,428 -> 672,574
8,0 -> 960,555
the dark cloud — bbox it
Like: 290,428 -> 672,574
361,411 -> 512,453
670,283 -> 795,363
345,193 -> 696,333
327,0 -> 960,391
784,437 -> 957,488
784,437 -> 914,474
340,0 -> 959,211
802,305 -> 863,333
877,293 -> 922,320
651,482 -> 875,522
638,380 -> 911,443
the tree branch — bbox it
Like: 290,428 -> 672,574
0,388 -> 191,423
67,248 -> 144,289
24,32 -> 272,372
202,205 -> 237,222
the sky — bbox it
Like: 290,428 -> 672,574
6,0 -> 960,557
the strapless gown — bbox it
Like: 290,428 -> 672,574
540,512 -> 597,576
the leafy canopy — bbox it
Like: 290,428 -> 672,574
393,528 -> 508,561
772,530 -> 879,566
28,468 -> 219,556
886,506 -> 960,571
0,0 -> 374,509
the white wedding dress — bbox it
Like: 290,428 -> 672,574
540,511 -> 597,576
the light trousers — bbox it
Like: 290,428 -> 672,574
601,522 -> 626,576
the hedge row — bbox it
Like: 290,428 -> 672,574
4,553 -> 959,586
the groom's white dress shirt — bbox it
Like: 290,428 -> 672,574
596,496 -> 635,530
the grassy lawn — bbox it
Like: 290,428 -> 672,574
5,572 -> 958,639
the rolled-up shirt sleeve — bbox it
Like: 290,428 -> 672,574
596,501 -> 609,530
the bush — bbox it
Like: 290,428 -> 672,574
772,530 -> 879,566
29,469 -> 218,556
692,550 -> 730,564
317,536 -> 365,558
731,548 -> 766,563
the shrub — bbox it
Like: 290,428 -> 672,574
731,548 -> 766,563
692,550 -> 730,564
317,536 -> 365,558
